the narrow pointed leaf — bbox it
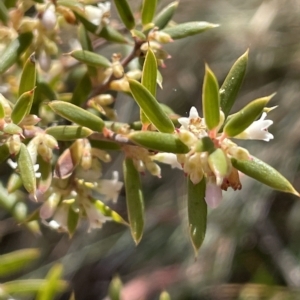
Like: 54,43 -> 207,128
36,264 -> 64,300
0,1 -> 9,25
141,0 -> 157,25
0,32 -> 33,74
140,48 -> 157,127
188,177 -> 207,256
3,123 -> 22,135
231,156 -> 299,196
3,279 -> 67,296
220,50 -> 249,118
70,50 -> 111,68
128,79 -> 175,133
0,144 -> 10,164
129,131 -> 189,153
19,52 -> 36,97
113,0 -> 135,30
195,136 -> 215,153
108,275 -> 123,300
46,125 -> 93,141
162,22 -> 218,39
0,248 -> 40,277
0,102 -> 5,118
90,139 -> 121,151
154,1 -> 178,30
123,158 -> 144,245
202,64 -> 220,130
67,206 -> 79,236
94,199 -> 128,225
224,94 -> 274,137
11,89 -> 35,124
37,155 -> 52,194
49,101 -> 104,132
7,172 -> 23,194
99,25 -> 129,43
17,144 -> 36,196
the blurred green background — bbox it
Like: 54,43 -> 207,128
1,0 -> 300,299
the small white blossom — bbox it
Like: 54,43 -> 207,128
151,153 -> 182,169
92,171 -> 123,203
234,112 -> 274,141
85,2 -> 111,33
41,5 -> 57,31
205,179 -> 223,208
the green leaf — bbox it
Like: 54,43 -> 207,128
2,279 -> 67,296
113,0 -> 135,30
129,131 -> 189,153
142,48 -> 157,96
70,50 -> 112,68
195,136 -> 215,153
19,52 -> 37,97
131,29 -> 147,41
223,94 -> 274,137
141,0 -> 157,25
202,64 -> 220,131
37,155 -> 52,194
36,264 -> 64,300
3,123 -> 22,135
220,50 -> 249,118
16,144 -> 36,197
140,47 -> 157,127
93,198 -> 128,225
128,79 -> 175,133
0,248 -> 40,277
49,101 -> 104,132
154,1 -> 178,30
99,25 -> 129,43
0,101 -> 5,119
208,148 -> 230,183
123,158 -> 144,245
7,172 -> 23,194
11,89 -> 35,125
90,139 -> 121,151
0,32 -> 33,74
71,72 -> 92,106
67,206 -> 79,237
0,144 -> 10,164
188,177 -> 207,256
0,1 -> 9,25
108,275 -> 123,300
162,21 -> 219,40
231,156 -> 299,196
78,25 -> 97,77
46,125 -> 93,141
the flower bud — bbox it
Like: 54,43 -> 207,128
41,6 -> 57,31
7,135 -> 21,155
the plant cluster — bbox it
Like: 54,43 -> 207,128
0,1 -> 299,297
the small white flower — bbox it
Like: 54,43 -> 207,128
151,153 -> 182,169
82,199 -> 110,231
92,171 -> 123,203
85,2 -> 111,33
178,106 -> 199,130
41,5 -> 57,31
205,179 -> 223,208
234,112 -> 274,141
45,203 -> 69,232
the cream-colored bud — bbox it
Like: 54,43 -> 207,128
91,148 -> 111,163
44,134 -> 59,149
96,94 -> 114,106
126,70 -> 142,80
41,6 -> 57,31
19,115 -> 41,127
19,17 -> 39,33
151,31 -> 173,44
177,130 -> 197,147
7,135 -> 21,155
38,50 -> 52,72
109,78 -> 130,92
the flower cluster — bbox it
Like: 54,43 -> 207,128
152,106 -> 274,208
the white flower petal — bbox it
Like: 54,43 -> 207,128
189,106 -> 199,119
234,113 -> 274,141
205,180 -> 223,208
151,153 -> 182,169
